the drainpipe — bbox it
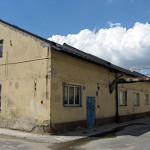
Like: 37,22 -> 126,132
115,72 -> 119,123
115,83 -> 119,123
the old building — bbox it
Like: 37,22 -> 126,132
0,19 -> 150,133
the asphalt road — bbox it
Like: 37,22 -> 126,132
50,122 -> 150,150
0,122 -> 150,150
0,135 -> 50,150
76,123 -> 150,150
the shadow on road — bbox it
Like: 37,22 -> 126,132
49,122 -> 150,150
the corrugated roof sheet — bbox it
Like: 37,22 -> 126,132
0,19 -> 145,77
50,42 -> 145,77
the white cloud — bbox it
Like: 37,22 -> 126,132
107,22 -> 121,28
48,22 -> 150,68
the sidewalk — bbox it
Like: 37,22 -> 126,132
0,117 -> 149,144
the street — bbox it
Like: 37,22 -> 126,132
0,121 -> 150,150
51,122 -> 150,150
77,123 -> 150,150
0,135 -> 50,150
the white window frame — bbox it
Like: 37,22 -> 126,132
144,94 -> 149,105
63,83 -> 81,107
134,93 -> 140,106
119,91 -> 127,106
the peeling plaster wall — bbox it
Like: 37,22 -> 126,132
118,82 -> 150,116
50,50 -> 116,124
51,50 -> 150,127
1,21 -> 150,133
0,23 -> 51,132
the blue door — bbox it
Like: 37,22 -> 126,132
87,97 -> 95,127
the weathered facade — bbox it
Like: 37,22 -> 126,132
0,20 -> 51,132
0,19 -> 150,133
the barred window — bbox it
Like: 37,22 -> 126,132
63,83 -> 81,106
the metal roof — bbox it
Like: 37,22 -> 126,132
50,42 -> 145,77
0,19 -> 145,77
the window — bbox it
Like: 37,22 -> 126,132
134,93 -> 140,106
119,91 -> 127,106
144,94 -> 149,105
63,83 -> 81,106
0,85 -> 1,111
0,40 -> 3,57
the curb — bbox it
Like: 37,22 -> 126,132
0,117 -> 149,144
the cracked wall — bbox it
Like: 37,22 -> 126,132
50,49 -> 150,132
0,22 -> 51,133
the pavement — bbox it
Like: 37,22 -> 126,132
0,117 -> 150,145
77,118 -> 150,150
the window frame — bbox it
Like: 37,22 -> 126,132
119,91 -> 127,106
0,40 -> 3,57
134,93 -> 140,106
144,94 -> 149,105
63,83 -> 82,107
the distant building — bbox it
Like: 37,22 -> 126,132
0,19 -> 150,133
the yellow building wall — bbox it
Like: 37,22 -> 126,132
1,21 -> 150,133
51,49 -> 116,124
51,50 -> 150,126
118,82 -> 150,116
0,23 -> 51,132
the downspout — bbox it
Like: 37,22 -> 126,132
115,72 -> 119,123
115,83 -> 119,123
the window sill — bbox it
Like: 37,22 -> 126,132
119,105 -> 127,106
63,104 -> 82,107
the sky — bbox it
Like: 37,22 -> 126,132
1,0 -> 150,74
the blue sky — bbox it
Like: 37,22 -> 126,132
1,0 -> 150,74
0,0 -> 150,38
